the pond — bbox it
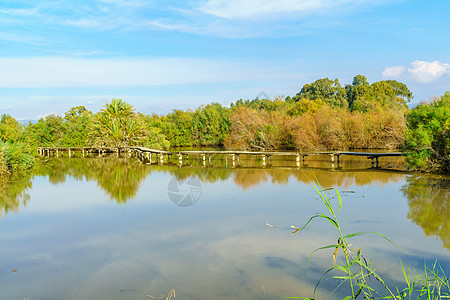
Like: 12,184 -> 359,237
0,154 -> 449,299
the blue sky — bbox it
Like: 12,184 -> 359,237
0,0 -> 449,119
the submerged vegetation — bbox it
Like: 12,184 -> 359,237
0,75 -> 448,176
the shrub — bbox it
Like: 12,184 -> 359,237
0,141 -> 35,177
404,93 -> 450,173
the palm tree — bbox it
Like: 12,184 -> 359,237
87,99 -> 147,147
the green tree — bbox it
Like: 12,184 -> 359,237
155,109 -> 195,147
345,74 -> 370,109
293,78 -> 348,108
62,106 -> 93,146
88,99 -> 147,147
192,103 -> 231,146
404,92 -> 450,173
0,114 -> 23,143
347,76 -> 412,112
24,114 -> 67,147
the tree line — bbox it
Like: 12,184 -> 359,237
0,75 -> 448,174
2,155 -> 448,249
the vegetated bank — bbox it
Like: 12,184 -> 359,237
1,75 -> 449,176
0,115 -> 34,179
404,91 -> 450,174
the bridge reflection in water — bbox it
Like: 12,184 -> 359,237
37,146 -> 405,169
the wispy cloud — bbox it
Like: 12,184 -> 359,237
0,0 -> 391,39
197,0 -> 369,20
0,7 -> 39,17
143,0 -> 393,38
0,0 -> 150,32
0,57 -> 300,88
0,32 -> 44,45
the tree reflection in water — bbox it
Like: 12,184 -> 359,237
0,156 -> 407,215
2,156 -> 449,253
34,157 -> 150,203
0,174 -> 32,217
401,175 -> 450,249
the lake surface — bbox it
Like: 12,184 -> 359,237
0,154 -> 449,299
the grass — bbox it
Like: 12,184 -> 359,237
288,180 -> 450,300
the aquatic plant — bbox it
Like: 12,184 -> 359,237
146,288 -> 175,299
289,181 -> 450,299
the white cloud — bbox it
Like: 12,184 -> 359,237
0,0 -> 390,39
381,60 -> 450,83
408,60 -> 449,83
198,0 -> 368,19
0,57 -> 296,88
0,32 -> 43,45
382,65 -> 405,78
0,7 -> 39,17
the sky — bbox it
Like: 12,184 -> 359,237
0,0 -> 449,120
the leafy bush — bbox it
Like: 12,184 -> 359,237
404,92 -> 450,173
0,141 -> 34,177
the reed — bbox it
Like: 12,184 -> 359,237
146,288 -> 175,299
289,180 -> 449,299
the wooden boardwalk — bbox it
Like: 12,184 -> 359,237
37,146 -> 404,168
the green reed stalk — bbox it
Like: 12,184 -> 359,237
287,180 -> 450,300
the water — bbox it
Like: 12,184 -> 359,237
0,154 -> 449,299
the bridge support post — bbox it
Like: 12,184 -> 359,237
369,157 -> 374,167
